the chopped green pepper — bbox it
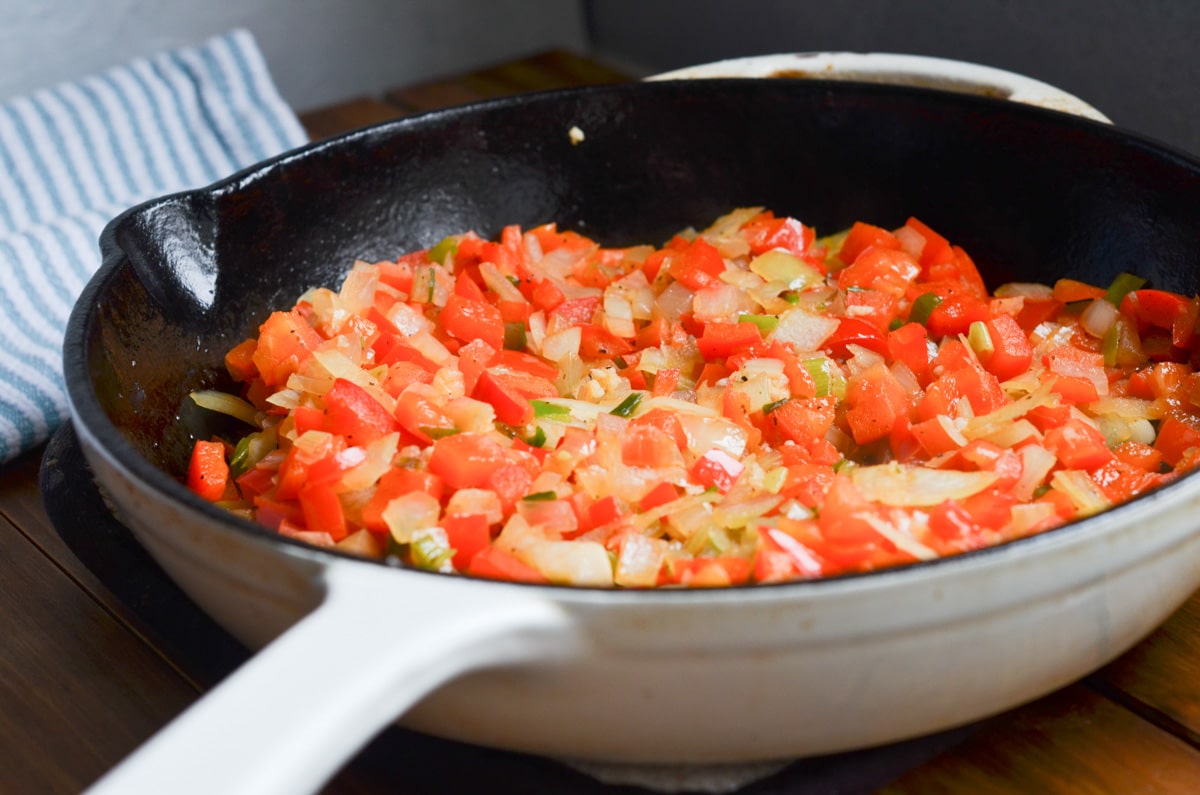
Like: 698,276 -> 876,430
909,292 -> 943,326
610,392 -> 644,418
427,236 -> 458,265
738,314 -> 780,334
503,321 -> 527,351
532,400 -> 570,418
1104,272 -> 1147,306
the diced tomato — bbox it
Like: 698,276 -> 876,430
529,277 -> 566,312
903,217 -> 954,269
393,387 -> 455,444
845,363 -> 909,445
651,366 -> 681,397
887,322 -> 932,383
927,500 -> 980,542
486,464 -> 535,514
669,556 -> 753,587
551,296 -> 601,326
910,416 -> 964,457
845,286 -> 900,332
361,467 -> 444,532
667,237 -> 727,289
252,310 -> 323,387
443,513 -> 493,570
779,461 -> 837,507
691,449 -> 745,493
837,221 -> 900,265
924,294 -> 989,338
224,338 -> 259,382
919,360 -> 1005,420
1113,440 -> 1164,473
1154,416 -> 1200,468
427,433 -> 508,490
622,424 -> 680,469
1091,459 -> 1161,503
837,246 -> 921,297
818,476 -> 883,546
740,211 -> 816,258
440,294 -> 504,351
467,546 -> 550,584
960,489 -> 1015,531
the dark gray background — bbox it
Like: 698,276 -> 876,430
585,0 -> 1200,157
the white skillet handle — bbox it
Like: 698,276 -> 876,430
84,561 -> 576,795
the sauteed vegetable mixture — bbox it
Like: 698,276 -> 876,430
186,209 -> 1200,587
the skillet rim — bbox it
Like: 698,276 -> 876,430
61,76 -> 1200,599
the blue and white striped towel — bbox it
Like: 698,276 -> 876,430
0,29 -> 308,465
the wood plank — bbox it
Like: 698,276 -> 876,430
1095,591 -> 1200,743
0,504 -> 199,794
21,438 -> 247,692
386,49 -> 631,111
878,684 -> 1200,793
299,96 -> 409,142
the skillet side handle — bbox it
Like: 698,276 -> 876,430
83,561 -> 577,795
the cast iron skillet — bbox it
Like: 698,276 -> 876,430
66,79 -> 1200,795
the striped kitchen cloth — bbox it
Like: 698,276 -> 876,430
0,29 -> 307,465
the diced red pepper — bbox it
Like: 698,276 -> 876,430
187,440 -> 229,502
826,317 -> 889,358
978,313 -> 1034,382
1044,419 -> 1114,471
322,379 -> 399,447
298,482 -> 347,540
696,321 -> 763,359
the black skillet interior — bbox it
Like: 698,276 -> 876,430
69,78 -> 1200,483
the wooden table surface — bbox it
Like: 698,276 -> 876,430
5,50 -> 1200,795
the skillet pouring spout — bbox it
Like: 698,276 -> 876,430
66,78 -> 1200,789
